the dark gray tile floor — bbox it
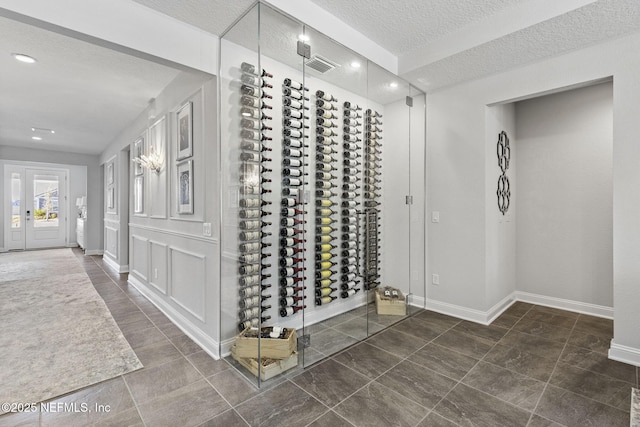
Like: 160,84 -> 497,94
0,251 -> 638,427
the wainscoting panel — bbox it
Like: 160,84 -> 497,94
169,247 -> 206,322
104,225 -> 118,260
131,235 -> 149,281
149,240 -> 168,295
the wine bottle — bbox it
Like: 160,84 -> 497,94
239,186 -> 271,195
315,295 -> 337,305
280,245 -> 304,257
280,276 -> 306,287
280,217 -> 307,227
344,110 -> 362,119
316,199 -> 335,207
316,172 -> 337,181
341,232 -> 357,241
282,148 -> 303,158
341,288 -> 360,298
238,316 -> 271,331
342,225 -> 357,234
240,129 -> 272,141
343,101 -> 362,110
282,157 -> 306,168
239,198 -> 272,209
316,181 -> 337,189
280,286 -> 305,297
241,107 -> 273,120
316,226 -> 336,235
343,167 -> 360,176
239,231 -> 272,241
241,85 -> 273,99
284,107 -> 308,120
241,95 -> 273,109
343,126 -> 359,135
317,146 -> 338,155
239,284 -> 271,298
316,260 -> 336,270
284,118 -> 309,129
343,118 -> 361,127
316,243 -> 337,252
280,227 -> 306,237
342,240 -> 357,250
341,264 -> 357,274
239,241 -> 271,253
281,197 -> 298,207
343,142 -> 360,151
366,109 -> 382,118
316,154 -> 335,163
280,266 -> 306,276
316,118 -> 338,128
239,252 -> 270,264
317,109 -> 338,120
280,237 -> 306,246
316,278 -> 336,288
315,269 -> 335,279
316,208 -> 336,216
280,257 -> 305,267
341,217 -> 357,225
342,248 -> 357,257
316,216 -> 336,225
342,208 -> 357,216
365,200 -> 381,207
341,281 -> 358,291
316,90 -> 337,102
283,87 -> 309,101
343,175 -> 359,184
284,78 -> 308,91
282,187 -> 300,197
282,177 -> 306,187
365,192 -> 381,199
316,163 -> 334,172
341,191 -> 359,199
315,287 -> 336,297
317,127 -> 338,137
280,305 -> 305,317
342,200 -> 358,208
239,220 -> 272,230
239,209 -> 270,219
316,135 -> 337,146
316,99 -> 337,110
240,62 -> 273,77
315,252 -> 334,261
238,273 -> 272,287
284,137 -> 308,148
365,185 -> 382,192
343,159 -> 361,167
283,98 -> 308,110
241,141 -> 272,153
343,134 -> 361,143
280,295 -> 306,307
241,72 -> 273,86
344,151 -> 361,159
315,189 -> 335,199
315,234 -> 333,244
281,207 -> 306,217
239,304 -> 271,321
239,294 -> 272,309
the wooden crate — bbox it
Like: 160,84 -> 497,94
375,288 -> 406,316
234,327 -> 297,359
231,345 -> 298,380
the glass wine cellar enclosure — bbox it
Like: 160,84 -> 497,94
220,2 -> 426,386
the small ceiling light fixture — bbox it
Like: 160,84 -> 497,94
389,82 -> 399,88
12,53 -> 37,64
350,61 -> 361,69
31,136 -> 42,141
31,127 -> 55,134
298,34 -> 310,42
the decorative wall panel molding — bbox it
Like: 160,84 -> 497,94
105,226 -> 119,259
149,240 -> 168,294
131,234 -> 149,281
169,247 -> 206,322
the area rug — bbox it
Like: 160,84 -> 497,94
0,248 -> 142,414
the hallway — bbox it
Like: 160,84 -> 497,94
0,251 -> 636,426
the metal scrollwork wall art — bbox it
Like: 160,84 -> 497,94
496,131 -> 511,215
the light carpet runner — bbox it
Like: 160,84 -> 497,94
0,249 -> 142,414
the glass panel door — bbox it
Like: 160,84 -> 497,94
25,169 -> 67,249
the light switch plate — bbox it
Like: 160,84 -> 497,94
203,223 -> 212,237
431,211 -> 440,223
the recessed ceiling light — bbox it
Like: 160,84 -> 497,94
389,82 -> 399,88
31,127 -> 55,134
350,61 -> 361,69
298,34 -> 309,42
12,53 -> 37,64
31,136 -> 42,141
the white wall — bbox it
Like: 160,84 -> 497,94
0,146 -> 101,253
515,82 -> 613,307
100,71 -> 221,357
427,32 -> 640,366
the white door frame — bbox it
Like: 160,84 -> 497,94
3,164 -> 69,250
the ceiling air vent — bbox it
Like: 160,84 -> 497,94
305,55 -> 339,74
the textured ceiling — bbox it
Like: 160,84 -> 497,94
401,0 -> 640,91
130,0 -> 254,35
0,16 -> 181,154
308,0 -> 528,54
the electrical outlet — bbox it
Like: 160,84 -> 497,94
203,223 -> 212,237
431,211 -> 440,223
432,273 -> 440,285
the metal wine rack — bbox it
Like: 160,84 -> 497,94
279,78 -> 309,318
236,61 -> 275,331
340,101 -> 363,299
363,109 -> 382,290
314,90 -> 340,306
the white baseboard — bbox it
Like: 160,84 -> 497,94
408,294 -> 426,308
426,294 -> 514,326
608,341 -> 640,367
128,275 -> 220,359
103,255 -> 129,273
514,291 -> 613,319
85,249 -> 104,256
